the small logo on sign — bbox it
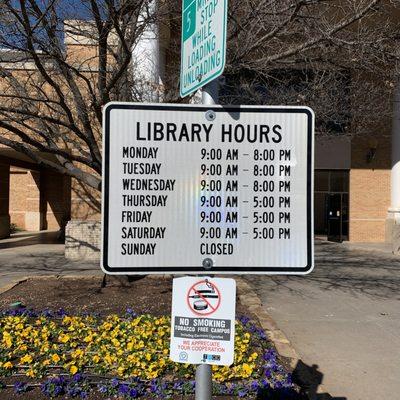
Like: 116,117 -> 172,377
202,354 -> 221,362
179,351 -> 188,362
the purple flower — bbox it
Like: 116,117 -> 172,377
239,315 -> 250,325
250,380 -> 259,391
57,308 -> 67,317
238,388 -> 248,397
285,373 -> 293,386
111,378 -> 119,388
73,373 -> 83,382
14,382 -> 28,393
126,308 -> 137,317
41,309 -> 53,317
173,381 -> 183,390
263,349 -> 277,362
248,324 -> 257,333
261,379 -> 270,388
118,384 -> 129,394
67,386 -> 80,396
98,384 -> 108,394
26,309 -> 38,318
40,375 -> 67,397
272,363 -> 283,373
150,379 -> 159,393
226,383 -> 236,395
129,388 -> 138,398
257,328 -> 267,339
274,381 -> 283,389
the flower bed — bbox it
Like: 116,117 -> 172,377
0,309 -> 296,398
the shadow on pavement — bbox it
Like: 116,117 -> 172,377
253,360 -> 346,399
0,231 -> 62,250
291,360 -> 346,399
251,241 -> 400,300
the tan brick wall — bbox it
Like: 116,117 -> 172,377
350,135 -> 391,242
24,170 -> 43,231
9,169 -> 28,229
349,169 -> 390,241
71,177 -> 101,221
8,168 -> 71,231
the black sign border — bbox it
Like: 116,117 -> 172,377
103,104 -> 313,274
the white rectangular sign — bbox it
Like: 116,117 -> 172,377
170,276 -> 236,365
102,103 -> 314,275
180,0 -> 227,97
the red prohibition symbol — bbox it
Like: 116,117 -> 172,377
186,279 -> 221,316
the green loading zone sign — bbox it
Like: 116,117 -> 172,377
180,0 -> 228,97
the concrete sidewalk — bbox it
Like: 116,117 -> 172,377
0,231 -> 101,292
247,240 -> 400,400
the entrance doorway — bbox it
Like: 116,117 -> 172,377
314,170 -> 349,241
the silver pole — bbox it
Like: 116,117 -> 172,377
195,79 -> 219,400
202,79 -> 218,105
195,362 -> 213,400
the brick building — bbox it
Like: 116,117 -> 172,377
0,18 -> 399,259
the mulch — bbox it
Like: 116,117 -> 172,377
0,275 -> 250,318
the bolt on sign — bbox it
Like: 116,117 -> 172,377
101,103 -> 314,275
180,0 -> 228,97
170,276 -> 236,365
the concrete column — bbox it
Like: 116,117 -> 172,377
24,170 -> 44,231
387,78 -> 400,252
132,0 -> 167,102
0,163 -> 10,239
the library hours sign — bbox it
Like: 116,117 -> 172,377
101,103 -> 314,275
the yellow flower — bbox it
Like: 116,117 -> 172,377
84,335 -> 93,343
71,349 -> 84,359
58,334 -> 70,343
3,361 -> 13,369
51,354 -> 60,363
0,313 -> 262,383
20,354 -> 33,364
3,332 -> 12,348
92,355 -> 100,364
241,363 -> 253,376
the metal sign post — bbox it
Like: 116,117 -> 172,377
196,79 -> 219,400
195,365 -> 212,400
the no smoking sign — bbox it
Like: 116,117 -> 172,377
170,277 -> 236,366
187,280 -> 221,316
